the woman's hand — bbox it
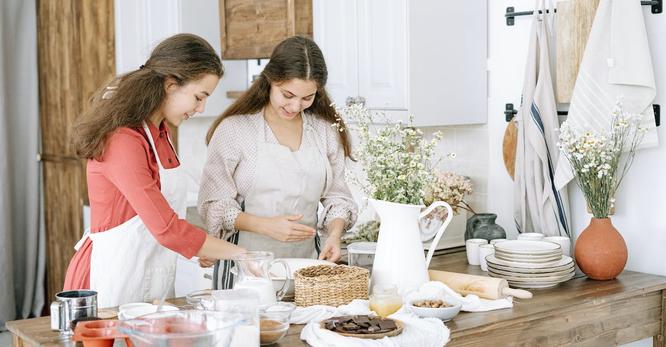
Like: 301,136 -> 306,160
198,256 -> 216,268
319,218 -> 346,262
318,236 -> 342,262
262,215 -> 316,242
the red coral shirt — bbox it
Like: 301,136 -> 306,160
63,121 -> 206,290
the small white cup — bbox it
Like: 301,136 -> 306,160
478,244 -> 495,272
490,238 -> 508,245
517,232 -> 545,241
466,239 -> 488,265
544,236 -> 571,257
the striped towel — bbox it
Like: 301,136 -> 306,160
514,0 -> 570,237
554,0 -> 657,190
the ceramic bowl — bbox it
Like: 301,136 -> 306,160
517,232 -> 545,241
269,258 -> 334,296
118,304 -> 179,320
407,299 -> 462,321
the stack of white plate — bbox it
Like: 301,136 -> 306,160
486,240 -> 574,288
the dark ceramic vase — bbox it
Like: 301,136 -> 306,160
465,213 -> 506,241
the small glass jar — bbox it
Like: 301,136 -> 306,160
368,284 -> 403,317
347,242 -> 376,271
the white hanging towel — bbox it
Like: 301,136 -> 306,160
514,0 -> 571,237
554,0 -> 657,189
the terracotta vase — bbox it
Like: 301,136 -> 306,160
574,218 -> 627,280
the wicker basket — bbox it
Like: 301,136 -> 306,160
294,265 -> 369,307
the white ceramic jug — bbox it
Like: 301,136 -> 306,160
369,199 -> 453,295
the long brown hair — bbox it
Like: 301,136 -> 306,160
73,33 -> 224,159
206,36 -> 352,157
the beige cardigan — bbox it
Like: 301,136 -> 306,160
197,111 -> 358,240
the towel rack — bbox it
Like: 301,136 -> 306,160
504,103 -> 661,127
505,0 -> 662,25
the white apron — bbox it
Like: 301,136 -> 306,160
86,121 -> 186,308
218,113 -> 327,289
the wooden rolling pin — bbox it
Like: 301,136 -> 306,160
429,270 -> 533,300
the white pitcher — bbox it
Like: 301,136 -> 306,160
369,199 -> 453,295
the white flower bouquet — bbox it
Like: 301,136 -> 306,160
558,101 -> 647,218
333,103 -> 442,205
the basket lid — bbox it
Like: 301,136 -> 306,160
347,242 -> 377,255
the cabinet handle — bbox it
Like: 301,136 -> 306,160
346,96 -> 366,107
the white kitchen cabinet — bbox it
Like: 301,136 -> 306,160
314,0 -> 487,126
314,0 -> 408,111
115,0 -> 247,117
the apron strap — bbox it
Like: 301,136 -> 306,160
213,232 -> 239,290
141,121 -> 180,171
314,233 -> 321,256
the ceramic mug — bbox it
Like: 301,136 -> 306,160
478,244 -> 495,272
517,232 -> 545,241
544,236 -> 571,257
466,239 -> 488,265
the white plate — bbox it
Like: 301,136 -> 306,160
486,266 -> 574,278
487,261 -> 574,274
486,254 -> 573,269
494,253 -> 563,263
506,281 -> 564,289
495,249 -> 561,258
494,240 -> 561,255
488,269 -> 574,283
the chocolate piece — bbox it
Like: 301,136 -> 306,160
323,315 -> 399,335
378,320 -> 397,330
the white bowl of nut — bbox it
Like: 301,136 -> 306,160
407,299 -> 462,321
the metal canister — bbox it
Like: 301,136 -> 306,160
50,290 -> 98,334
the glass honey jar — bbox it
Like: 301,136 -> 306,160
369,284 -> 403,317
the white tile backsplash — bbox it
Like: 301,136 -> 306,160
425,124 -> 489,196
178,117 -> 216,206
178,117 -> 490,220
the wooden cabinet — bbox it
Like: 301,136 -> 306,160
219,0 -> 313,59
314,0 -> 487,126
37,0 -> 116,300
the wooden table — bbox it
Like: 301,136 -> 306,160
7,250 -> 666,346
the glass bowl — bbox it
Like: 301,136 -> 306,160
118,310 -> 242,347
259,302 -> 295,345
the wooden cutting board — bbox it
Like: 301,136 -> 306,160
555,0 -> 601,103
502,118 -> 518,180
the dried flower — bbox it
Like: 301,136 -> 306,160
558,100 -> 646,218
334,104 -> 443,205
424,172 -> 475,215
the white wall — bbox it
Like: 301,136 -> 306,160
486,1 -> 666,346
120,5 -> 665,345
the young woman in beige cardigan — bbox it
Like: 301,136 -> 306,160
198,36 -> 357,288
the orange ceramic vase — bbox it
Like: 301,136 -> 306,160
574,218 -> 627,280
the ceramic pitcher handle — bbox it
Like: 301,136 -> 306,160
271,259 -> 291,301
420,201 -> 453,270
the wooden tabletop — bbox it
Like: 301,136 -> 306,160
8,250 -> 666,346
